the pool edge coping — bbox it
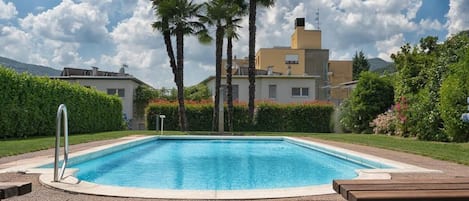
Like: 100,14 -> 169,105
3,135 -> 442,199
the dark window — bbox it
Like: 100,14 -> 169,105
222,85 -> 239,101
107,88 -> 125,97
292,87 -> 309,97
269,85 -> 277,99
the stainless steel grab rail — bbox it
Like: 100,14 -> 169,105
54,104 -> 69,182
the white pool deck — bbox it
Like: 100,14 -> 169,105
0,135 -> 441,199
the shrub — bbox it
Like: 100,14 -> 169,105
340,72 -> 394,133
0,67 -> 123,138
370,109 -> 397,135
439,52 -> 469,142
146,100 -> 334,132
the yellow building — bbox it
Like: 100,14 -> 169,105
219,18 -> 353,103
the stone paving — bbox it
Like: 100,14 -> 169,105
1,135 -> 468,201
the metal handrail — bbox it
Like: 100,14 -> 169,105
54,104 -> 69,182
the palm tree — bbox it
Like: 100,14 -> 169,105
225,1 -> 247,132
151,0 -> 209,131
247,0 -> 275,122
201,0 -> 230,132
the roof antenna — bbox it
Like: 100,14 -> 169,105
315,8 -> 320,30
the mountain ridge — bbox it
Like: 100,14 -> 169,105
0,56 -> 61,76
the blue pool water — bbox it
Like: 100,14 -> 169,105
69,139 -> 372,190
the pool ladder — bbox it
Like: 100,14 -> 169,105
54,104 -> 69,182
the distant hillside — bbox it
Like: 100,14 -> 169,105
0,56 -> 61,76
368,58 -> 396,74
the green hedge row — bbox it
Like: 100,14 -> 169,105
0,67 -> 123,138
146,102 -> 333,132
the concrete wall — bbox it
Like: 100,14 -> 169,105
206,76 -> 317,103
62,78 -> 139,121
304,49 -> 330,100
328,60 -> 353,103
291,27 -> 322,49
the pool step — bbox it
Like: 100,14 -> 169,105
0,182 -> 32,199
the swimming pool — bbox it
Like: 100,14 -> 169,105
71,139 -> 372,190
35,136 -> 434,199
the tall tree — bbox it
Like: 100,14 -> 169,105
225,1 -> 247,132
151,0 -> 209,131
352,50 -> 370,80
247,0 -> 275,122
202,0 -> 229,132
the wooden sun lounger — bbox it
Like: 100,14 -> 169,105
333,178 -> 469,201
0,182 -> 32,199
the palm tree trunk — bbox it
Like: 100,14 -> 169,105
176,29 -> 188,131
226,36 -> 234,133
248,0 -> 256,123
212,25 -> 224,132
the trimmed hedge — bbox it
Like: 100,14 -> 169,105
146,101 -> 333,132
0,67 -> 123,138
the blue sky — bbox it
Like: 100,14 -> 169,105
0,0 -> 468,88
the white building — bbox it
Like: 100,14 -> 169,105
205,75 -> 319,103
51,67 -> 152,130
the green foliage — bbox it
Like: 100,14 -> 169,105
338,98 -> 353,133
0,67 -> 123,138
439,51 -> 469,142
135,85 -> 160,118
391,32 -> 469,141
146,102 -> 334,132
184,84 -> 210,101
340,72 -> 394,133
352,50 -> 370,80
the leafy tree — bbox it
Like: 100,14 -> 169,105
247,0 -> 275,122
135,85 -> 160,118
151,0 -> 209,131
391,32 -> 469,141
352,50 -> 370,80
439,42 -> 469,142
340,72 -> 394,133
184,84 -> 211,101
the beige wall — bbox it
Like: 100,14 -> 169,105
255,48 -> 305,75
206,76 -> 317,103
328,60 -> 353,101
221,57 -> 249,76
291,27 -> 321,49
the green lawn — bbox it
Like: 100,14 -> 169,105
1,131 -> 469,166
0,130 -> 184,157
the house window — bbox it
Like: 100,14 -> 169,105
222,85 -> 239,101
285,54 -> 299,64
292,87 -> 309,97
107,88 -> 125,97
268,85 -> 277,99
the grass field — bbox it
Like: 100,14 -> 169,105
1,131 -> 468,165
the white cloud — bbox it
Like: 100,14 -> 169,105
446,0 -> 469,37
419,19 -> 443,31
375,33 -> 405,61
0,0 -> 17,19
0,26 -> 33,60
20,0 -> 109,43
99,0 -> 173,87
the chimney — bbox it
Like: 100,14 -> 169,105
295,18 -> 305,28
267,66 -> 273,75
91,66 -> 99,76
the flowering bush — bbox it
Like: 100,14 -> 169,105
394,96 -> 410,136
370,109 -> 397,135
